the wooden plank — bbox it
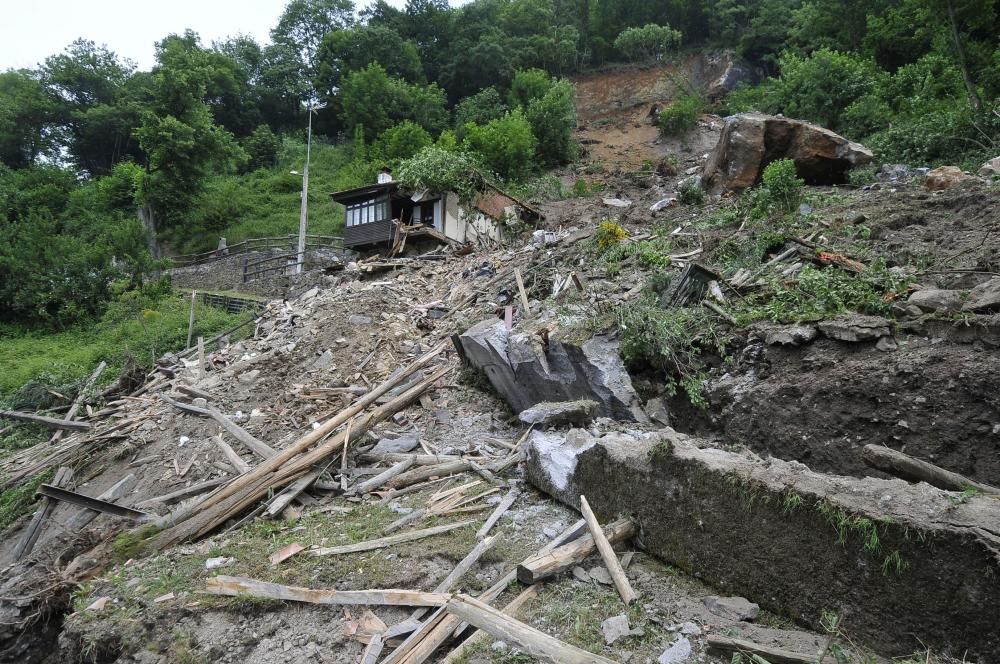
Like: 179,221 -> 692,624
517,517 -> 636,584
348,458 -> 415,495
310,520 -> 474,557
265,470 -> 322,517
381,606 -> 449,664
207,407 -> 276,460
359,632 -> 384,664
38,483 -> 151,521
13,467 -> 73,560
707,635 -> 836,664
186,290 -> 197,348
441,586 -> 538,664
51,361 -> 106,444
0,410 -> 90,431
579,495 -> 636,604
136,477 -> 229,507
862,444 -> 1000,495
213,435 -> 251,473
360,453 -> 473,466
446,594 -> 616,664
476,488 -> 519,539
204,576 -> 449,607
198,336 -> 206,380
514,268 -> 531,314
388,461 -> 472,489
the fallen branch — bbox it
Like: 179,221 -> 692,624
204,576 -> 449,607
445,593 -> 616,664
388,461 -> 473,489
310,520 -> 474,557
862,444 -> 1000,495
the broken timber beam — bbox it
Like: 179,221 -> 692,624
445,593 -> 616,664
862,444 -> 1000,495
37,483 -> 151,521
707,635 -> 836,664
0,410 -> 90,431
13,467 -> 73,560
579,495 -> 636,604
204,576 -> 449,607
159,395 -> 275,459
440,586 -> 538,664
348,458 -> 415,495
387,461 -> 472,489
50,361 -> 106,444
517,517 -> 636,584
65,474 -> 139,531
310,520 -> 474,557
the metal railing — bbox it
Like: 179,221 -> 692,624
242,253 -> 307,283
171,234 -> 344,268
201,292 -> 265,314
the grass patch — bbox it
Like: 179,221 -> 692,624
0,469 -> 52,531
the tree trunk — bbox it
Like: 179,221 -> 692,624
138,205 -> 162,260
944,0 -> 982,111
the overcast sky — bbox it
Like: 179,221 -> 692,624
1,0 -> 411,72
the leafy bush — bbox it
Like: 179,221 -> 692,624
372,121 -> 433,166
524,79 -> 577,167
595,219 -> 629,250
339,63 -> 448,137
241,125 -> 279,173
614,24 -> 683,62
509,69 -> 553,109
462,109 -> 537,181
657,94 -> 703,136
756,159 -> 803,214
395,146 -> 486,201
454,87 -> 508,136
679,180 -> 704,205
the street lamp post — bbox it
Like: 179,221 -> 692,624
296,101 -> 327,275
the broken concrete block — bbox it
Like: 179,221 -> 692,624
703,596 -> 759,622
518,400 -> 598,427
962,277 -> 1000,313
907,289 -> 963,313
817,315 -> 891,342
457,319 -> 648,422
524,427 -> 1000,659
370,435 -> 420,455
602,615 -> 631,645
658,637 -> 692,664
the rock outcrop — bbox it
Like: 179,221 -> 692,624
456,320 -> 648,422
702,113 -> 873,195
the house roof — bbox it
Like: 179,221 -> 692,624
328,182 -> 398,204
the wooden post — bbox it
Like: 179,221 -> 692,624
514,268 -> 530,314
517,517 -> 636,584
197,336 -> 206,380
445,594 -> 616,664
862,444 -> 999,495
186,290 -> 197,348
579,496 -> 636,605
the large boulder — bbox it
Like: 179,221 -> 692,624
978,156 -> 1000,178
702,113 -> 873,195
963,278 -> 1000,313
457,319 -> 648,422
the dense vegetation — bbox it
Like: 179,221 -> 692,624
1,0 -> 997,393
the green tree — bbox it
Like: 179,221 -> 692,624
524,79 -> 577,166
463,109 -> 537,180
315,25 -> 424,96
0,71 -> 56,169
338,63 -> 447,137
372,120 -> 433,166
454,87 -> 508,137
241,124 -> 280,172
613,23 -> 682,62
509,68 -> 553,109
271,0 -> 356,78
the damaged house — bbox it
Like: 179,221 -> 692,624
330,177 -> 542,254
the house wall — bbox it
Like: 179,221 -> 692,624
442,193 -> 506,247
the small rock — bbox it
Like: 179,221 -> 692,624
205,557 -> 233,569
658,637 -> 692,664
602,615 -> 631,645
192,397 -> 208,409
588,566 -> 614,585
348,314 -> 372,326
178,436 -> 190,447
602,197 -> 632,208
644,398 -> 670,426
763,324 -> 818,346
817,315 -> 891,342
979,156 -> 1000,178
962,277 -> 1000,313
924,165 -> 978,191
518,400 -> 599,427
703,595 -> 760,621
300,287 -> 319,301
572,566 -> 591,582
311,350 -> 334,370
798,203 -> 813,215
679,622 -> 701,636
846,211 -> 867,225
908,289 -> 963,313
237,369 -> 260,384
86,596 -> 110,612
650,197 -> 678,212
876,336 -> 898,352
